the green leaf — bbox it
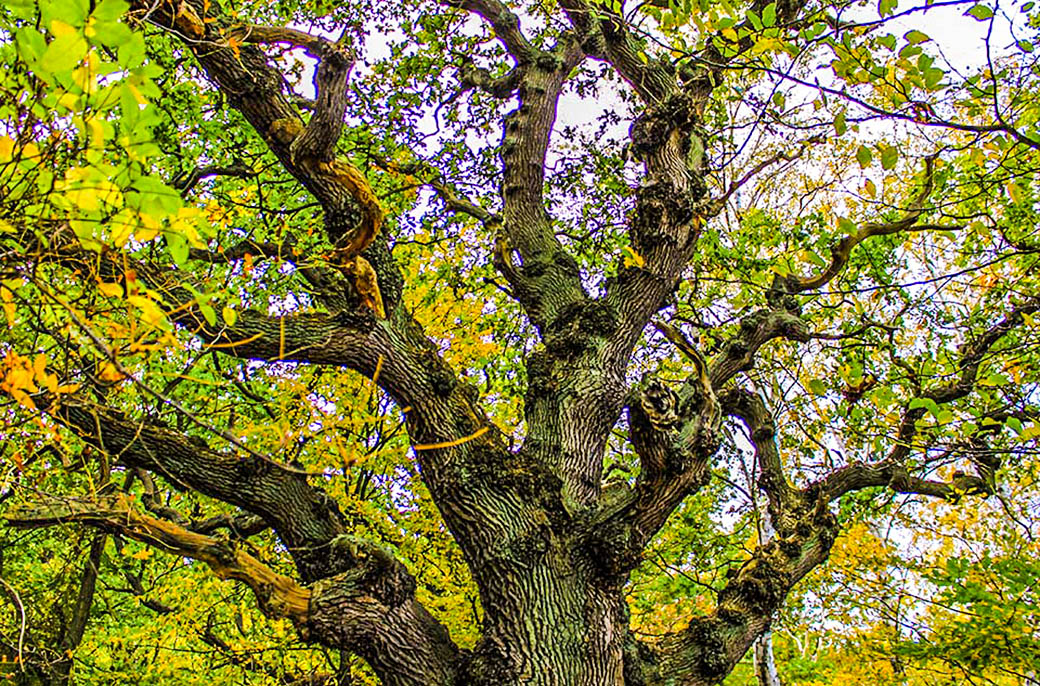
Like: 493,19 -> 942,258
132,176 -> 182,216
41,31 -> 88,74
15,27 -> 47,63
905,30 -> 930,45
834,111 -> 847,136
199,303 -> 217,327
880,145 -> 898,170
92,0 -> 129,21
967,4 -> 994,19
164,231 -> 189,266
909,397 -> 941,417
857,145 -> 873,167
762,2 -> 776,27
879,0 -> 898,15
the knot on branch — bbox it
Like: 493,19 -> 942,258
543,300 -> 618,359
577,513 -> 640,583
637,379 -> 681,432
326,536 -> 417,608
679,618 -> 730,679
632,179 -> 695,256
718,547 -> 792,621
630,92 -> 700,159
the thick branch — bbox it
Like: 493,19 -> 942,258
622,373 -> 719,549
646,494 -> 837,686
43,396 -> 347,581
459,63 -> 522,98
818,461 -> 989,502
719,388 -> 797,520
5,494 -> 312,623
492,36 -> 589,329
710,309 -> 812,388
440,0 -> 538,63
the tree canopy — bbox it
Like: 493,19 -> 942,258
0,0 -> 1038,684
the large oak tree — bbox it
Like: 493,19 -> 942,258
1,0 -> 1038,683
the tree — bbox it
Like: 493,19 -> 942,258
1,0 -> 1038,683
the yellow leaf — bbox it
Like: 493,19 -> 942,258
1,286 -> 15,328
0,136 -> 14,162
57,92 -> 79,110
221,307 -> 237,327
98,282 -> 124,298
1008,182 -> 1024,203
50,20 -> 78,38
97,361 -> 124,382
33,354 -> 47,381
622,245 -> 645,268
134,212 -> 161,243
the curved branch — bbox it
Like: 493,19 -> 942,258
440,0 -> 538,63
775,156 -> 942,295
719,388 -> 797,520
645,494 -> 837,686
817,297 -> 1038,505
709,309 -> 812,388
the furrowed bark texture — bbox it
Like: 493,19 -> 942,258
9,1 -> 1034,685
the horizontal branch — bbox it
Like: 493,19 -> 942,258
188,239 -> 295,263
459,63 -> 522,98
818,461 -> 989,502
40,395 -> 346,581
172,163 -> 255,194
228,24 -> 340,57
5,494 -> 311,623
709,309 -> 811,388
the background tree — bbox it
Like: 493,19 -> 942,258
1,0 -> 1038,684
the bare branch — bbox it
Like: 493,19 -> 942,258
459,63 -> 522,98
188,239 -> 295,263
817,296 -> 1039,502
228,24 -> 338,57
172,163 -> 255,194
719,388 -> 796,518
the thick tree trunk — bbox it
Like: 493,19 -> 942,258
454,526 -> 633,686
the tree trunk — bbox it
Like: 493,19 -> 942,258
459,537 -> 633,685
